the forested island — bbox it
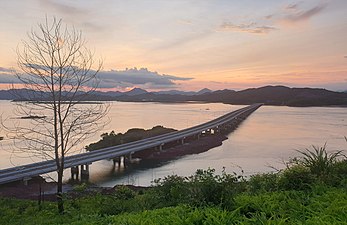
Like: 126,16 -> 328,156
86,126 -> 177,151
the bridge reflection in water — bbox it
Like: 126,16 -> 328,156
0,103 -> 262,185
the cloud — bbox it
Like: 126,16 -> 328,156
0,68 -> 18,83
0,66 -> 192,90
36,0 -> 105,32
219,22 -> 278,34
177,19 -> 193,25
96,68 -> 193,89
37,0 -> 87,16
281,4 -> 327,24
264,14 -> 274,20
285,3 -> 300,11
0,67 -> 13,73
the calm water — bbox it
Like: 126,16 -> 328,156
0,100 -> 346,186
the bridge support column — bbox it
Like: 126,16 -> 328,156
205,129 -> 211,135
113,157 -> 121,167
128,153 -> 133,162
81,164 -> 90,181
197,133 -> 201,140
23,177 -> 31,186
71,166 -> 79,180
124,154 -> 135,167
159,143 -> 164,151
181,138 -> 185,145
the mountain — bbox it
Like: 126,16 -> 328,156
156,88 -> 212,96
0,90 -> 16,100
196,88 -> 212,95
195,86 -> 347,106
125,88 -> 148,96
111,86 -> 347,106
1,86 -> 347,107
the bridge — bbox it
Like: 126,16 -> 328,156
0,103 -> 262,185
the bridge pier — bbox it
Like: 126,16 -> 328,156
197,133 -> 201,140
113,157 -> 122,167
159,143 -> 164,151
205,129 -> 211,135
80,164 -> 90,181
23,177 -> 31,186
71,166 -> 79,180
124,154 -> 134,167
128,153 -> 133,161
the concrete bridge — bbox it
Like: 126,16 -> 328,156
0,103 -> 262,185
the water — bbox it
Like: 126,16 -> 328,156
0,100 -> 346,186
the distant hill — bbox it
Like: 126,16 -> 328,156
110,86 -> 347,107
156,88 -> 212,96
125,88 -> 148,96
1,86 -> 347,107
198,86 -> 347,106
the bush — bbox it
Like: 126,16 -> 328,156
152,174 -> 189,206
278,165 -> 316,191
73,183 -> 88,192
153,168 -> 239,209
114,186 -> 136,200
292,144 -> 344,177
248,173 -> 279,193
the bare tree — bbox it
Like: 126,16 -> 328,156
8,17 -> 108,213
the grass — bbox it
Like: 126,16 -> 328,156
1,185 -> 347,225
292,144 -> 345,177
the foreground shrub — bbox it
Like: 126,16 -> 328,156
248,173 -> 279,193
114,186 -> 136,200
153,168 -> 239,209
278,165 -> 316,191
292,144 -> 344,177
153,174 -> 189,207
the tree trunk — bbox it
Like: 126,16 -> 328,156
57,169 -> 64,214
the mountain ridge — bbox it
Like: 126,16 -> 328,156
1,86 -> 347,107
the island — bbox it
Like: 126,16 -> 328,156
86,126 -> 177,151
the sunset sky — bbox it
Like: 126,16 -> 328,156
0,0 -> 347,91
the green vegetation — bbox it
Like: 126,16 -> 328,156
86,126 -> 176,151
1,144 -> 347,224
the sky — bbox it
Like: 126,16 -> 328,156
0,0 -> 347,91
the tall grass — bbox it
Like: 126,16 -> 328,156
291,144 -> 345,177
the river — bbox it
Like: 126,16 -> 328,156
0,100 -> 346,186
